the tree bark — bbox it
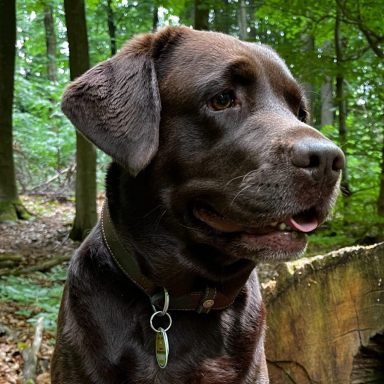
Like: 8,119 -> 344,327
194,0 -> 209,31
43,2 -> 57,82
212,1 -> 230,34
106,0 -> 117,56
247,3 -> 258,41
320,76 -> 334,127
43,1 -> 62,177
238,0 -> 248,40
0,0 -> 28,222
64,0 -> 97,240
152,6 -> 159,32
335,5 -> 351,202
378,137 -> 384,215
301,35 -> 315,126
265,243 -> 384,384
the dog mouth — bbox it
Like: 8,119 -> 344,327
192,203 -> 321,260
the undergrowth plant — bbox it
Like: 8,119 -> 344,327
0,266 -> 66,331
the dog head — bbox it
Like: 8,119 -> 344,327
62,27 -> 344,263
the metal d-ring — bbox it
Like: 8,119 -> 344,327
149,288 -> 172,369
151,287 -> 170,315
150,311 -> 172,333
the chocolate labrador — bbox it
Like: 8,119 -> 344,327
51,27 -> 344,384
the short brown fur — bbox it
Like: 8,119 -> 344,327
51,27 -> 344,384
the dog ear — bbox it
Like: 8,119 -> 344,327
61,35 -> 161,177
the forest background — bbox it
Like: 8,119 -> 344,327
0,0 -> 383,383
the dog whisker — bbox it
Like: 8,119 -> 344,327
154,209 -> 167,230
225,170 -> 258,188
143,205 -> 163,218
230,184 -> 253,207
178,223 -> 205,234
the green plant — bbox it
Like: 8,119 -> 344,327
0,266 -> 66,331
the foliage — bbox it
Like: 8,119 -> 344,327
0,267 -> 66,330
254,0 -> 384,246
10,0 -> 384,251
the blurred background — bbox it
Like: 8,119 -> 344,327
0,1 -> 383,383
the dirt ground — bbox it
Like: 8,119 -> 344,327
0,195 -> 79,384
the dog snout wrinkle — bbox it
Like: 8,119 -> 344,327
291,137 -> 345,183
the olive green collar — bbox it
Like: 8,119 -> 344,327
101,201 -> 248,314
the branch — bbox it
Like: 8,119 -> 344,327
336,0 -> 384,58
0,255 -> 71,276
359,27 -> 384,58
28,164 -> 75,192
0,253 -> 23,262
22,317 -> 44,383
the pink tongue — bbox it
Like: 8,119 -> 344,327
287,217 -> 319,233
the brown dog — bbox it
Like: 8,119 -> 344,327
51,27 -> 344,384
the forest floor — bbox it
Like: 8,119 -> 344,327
0,195 -> 81,384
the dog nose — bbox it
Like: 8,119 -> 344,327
291,137 -> 345,183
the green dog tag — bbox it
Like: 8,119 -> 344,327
155,327 -> 169,368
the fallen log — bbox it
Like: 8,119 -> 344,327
263,242 -> 384,384
0,255 -> 71,276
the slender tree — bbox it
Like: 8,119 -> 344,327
194,0 -> 209,30
319,42 -> 334,128
64,0 -> 97,240
320,77 -> 334,127
43,1 -> 63,178
238,0 -> 248,40
379,141 -> 384,216
247,3 -> 257,41
212,1 -> 232,34
43,2 -> 57,82
335,3 -> 350,203
106,0 -> 117,56
152,5 -> 159,32
0,0 -> 28,222
301,35 -> 316,126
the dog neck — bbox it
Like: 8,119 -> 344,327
101,201 -> 254,313
103,163 -> 255,313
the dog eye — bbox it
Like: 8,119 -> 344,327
209,91 -> 235,111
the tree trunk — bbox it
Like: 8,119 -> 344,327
212,1 -> 230,34
335,5 -> 350,202
70,132 -> 97,240
106,0 -> 117,56
152,6 -> 159,32
43,2 -> 57,82
378,136 -> 384,215
265,243 -> 384,384
43,1 -> 62,178
64,0 -> 97,240
320,76 -> 334,127
301,35 -> 315,126
247,3 -> 257,41
194,0 -> 209,31
0,0 -> 28,222
238,0 -> 248,40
